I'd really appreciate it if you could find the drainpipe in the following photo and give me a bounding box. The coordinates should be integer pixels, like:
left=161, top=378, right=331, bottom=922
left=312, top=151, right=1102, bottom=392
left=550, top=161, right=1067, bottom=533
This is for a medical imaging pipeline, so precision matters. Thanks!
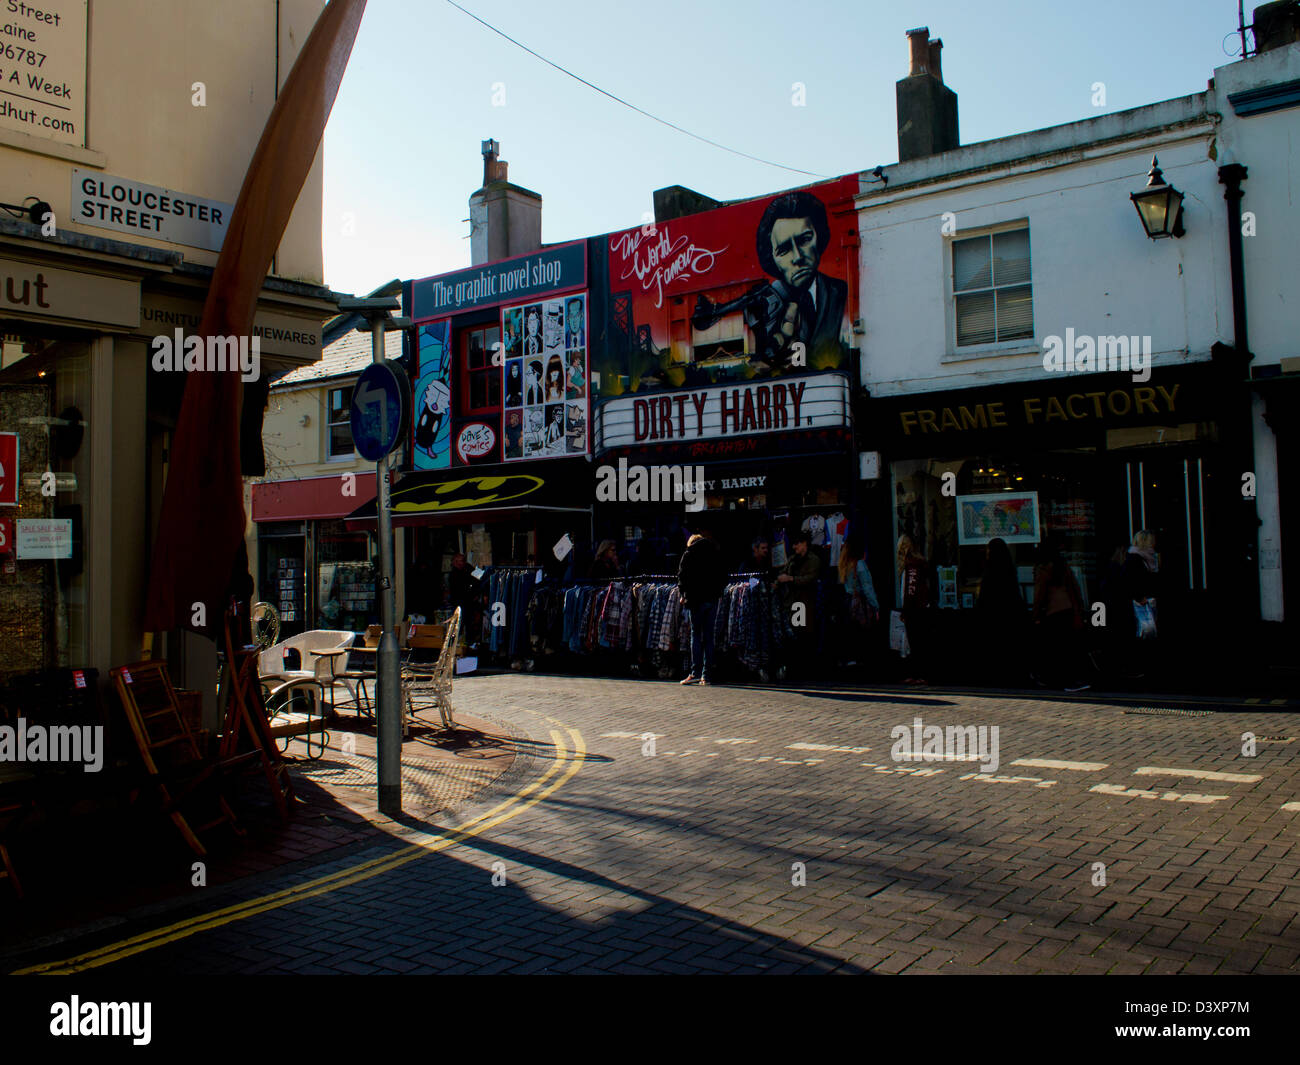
left=1218, top=161, right=1260, bottom=624
left=1219, top=163, right=1249, bottom=360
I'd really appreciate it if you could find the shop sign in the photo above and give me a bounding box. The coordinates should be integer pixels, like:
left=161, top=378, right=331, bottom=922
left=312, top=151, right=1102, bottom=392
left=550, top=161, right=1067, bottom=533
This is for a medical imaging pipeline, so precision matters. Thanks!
left=15, top=517, right=72, bottom=559
left=140, top=294, right=320, bottom=360
left=895, top=382, right=1184, bottom=437
left=0, top=257, right=139, bottom=327
left=392, top=473, right=545, bottom=513
left=456, top=421, right=497, bottom=463
left=0, top=432, right=17, bottom=505
left=409, top=241, right=586, bottom=320
left=0, top=0, right=87, bottom=148
left=72, top=168, right=232, bottom=252
left=596, top=371, right=849, bottom=451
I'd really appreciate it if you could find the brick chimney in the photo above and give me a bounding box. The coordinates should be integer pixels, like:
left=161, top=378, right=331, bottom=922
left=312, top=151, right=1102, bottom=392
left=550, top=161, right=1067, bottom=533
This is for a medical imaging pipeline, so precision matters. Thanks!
left=469, top=139, right=542, bottom=265
left=896, top=27, right=960, bottom=163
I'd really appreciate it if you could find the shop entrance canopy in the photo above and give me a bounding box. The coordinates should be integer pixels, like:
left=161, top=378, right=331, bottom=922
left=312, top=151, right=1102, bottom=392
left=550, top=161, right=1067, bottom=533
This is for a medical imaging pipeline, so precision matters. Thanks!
left=344, top=458, right=594, bottom=530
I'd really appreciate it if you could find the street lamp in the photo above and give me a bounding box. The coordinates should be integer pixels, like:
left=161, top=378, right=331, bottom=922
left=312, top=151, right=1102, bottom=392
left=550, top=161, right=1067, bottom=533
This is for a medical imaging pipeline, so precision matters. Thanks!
left=1130, top=156, right=1185, bottom=239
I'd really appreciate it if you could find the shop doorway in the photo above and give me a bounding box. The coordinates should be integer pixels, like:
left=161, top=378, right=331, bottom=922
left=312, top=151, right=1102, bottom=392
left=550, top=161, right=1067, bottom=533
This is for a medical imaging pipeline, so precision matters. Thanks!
left=1111, top=448, right=1212, bottom=641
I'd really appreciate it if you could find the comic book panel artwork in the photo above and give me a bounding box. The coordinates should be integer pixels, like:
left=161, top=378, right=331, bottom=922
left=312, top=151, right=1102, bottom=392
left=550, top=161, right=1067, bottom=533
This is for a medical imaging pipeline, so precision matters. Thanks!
left=565, top=402, right=585, bottom=453
left=521, top=303, right=544, bottom=360
left=504, top=409, right=523, bottom=460
left=566, top=349, right=585, bottom=399
left=591, top=175, right=857, bottom=398
left=505, top=358, right=523, bottom=408
left=502, top=292, right=587, bottom=462
left=413, top=320, right=452, bottom=470
left=504, top=307, right=522, bottom=361
left=956, top=492, right=1041, bottom=545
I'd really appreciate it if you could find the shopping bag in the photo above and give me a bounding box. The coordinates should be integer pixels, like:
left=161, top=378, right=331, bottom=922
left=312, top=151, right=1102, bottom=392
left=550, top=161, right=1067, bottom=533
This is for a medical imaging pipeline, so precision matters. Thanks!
left=1134, top=598, right=1157, bottom=639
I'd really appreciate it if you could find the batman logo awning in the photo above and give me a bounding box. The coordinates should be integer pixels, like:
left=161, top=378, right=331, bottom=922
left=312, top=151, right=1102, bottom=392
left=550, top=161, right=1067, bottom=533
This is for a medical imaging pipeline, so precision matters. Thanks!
left=344, top=458, right=593, bottom=529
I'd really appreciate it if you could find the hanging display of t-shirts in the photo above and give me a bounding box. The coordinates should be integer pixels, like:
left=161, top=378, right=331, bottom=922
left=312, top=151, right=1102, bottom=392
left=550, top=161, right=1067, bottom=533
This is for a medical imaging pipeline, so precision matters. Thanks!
left=826, top=511, right=849, bottom=562
left=801, top=513, right=827, bottom=546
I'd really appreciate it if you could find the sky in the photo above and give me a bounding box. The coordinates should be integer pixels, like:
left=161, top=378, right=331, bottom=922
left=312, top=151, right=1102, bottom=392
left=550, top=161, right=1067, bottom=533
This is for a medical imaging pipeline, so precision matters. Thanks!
left=322, top=0, right=1246, bottom=296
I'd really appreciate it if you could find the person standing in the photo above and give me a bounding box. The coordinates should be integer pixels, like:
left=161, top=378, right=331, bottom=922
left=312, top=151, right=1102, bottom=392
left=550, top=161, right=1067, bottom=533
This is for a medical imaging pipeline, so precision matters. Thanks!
left=897, top=535, right=932, bottom=684
left=1122, top=529, right=1160, bottom=680
left=740, top=536, right=774, bottom=578
left=975, top=537, right=1029, bottom=685
left=776, top=530, right=822, bottom=680
left=1031, top=546, right=1090, bottom=691
left=588, top=540, right=622, bottom=579
left=677, top=532, right=725, bottom=685
left=838, top=535, right=879, bottom=670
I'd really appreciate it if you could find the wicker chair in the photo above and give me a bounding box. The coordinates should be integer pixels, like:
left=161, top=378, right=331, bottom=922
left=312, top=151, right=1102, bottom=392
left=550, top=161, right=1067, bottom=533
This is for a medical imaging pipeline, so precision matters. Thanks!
left=400, top=607, right=461, bottom=734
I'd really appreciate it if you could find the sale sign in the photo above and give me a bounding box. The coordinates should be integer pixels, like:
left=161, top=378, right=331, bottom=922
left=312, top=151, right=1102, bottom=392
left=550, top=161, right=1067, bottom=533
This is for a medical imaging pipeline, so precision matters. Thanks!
left=0, top=432, right=17, bottom=506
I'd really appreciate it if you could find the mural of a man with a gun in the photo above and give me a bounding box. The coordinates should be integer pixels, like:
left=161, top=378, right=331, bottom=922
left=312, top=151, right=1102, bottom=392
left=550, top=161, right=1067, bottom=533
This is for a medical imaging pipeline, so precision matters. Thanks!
left=691, top=189, right=848, bottom=373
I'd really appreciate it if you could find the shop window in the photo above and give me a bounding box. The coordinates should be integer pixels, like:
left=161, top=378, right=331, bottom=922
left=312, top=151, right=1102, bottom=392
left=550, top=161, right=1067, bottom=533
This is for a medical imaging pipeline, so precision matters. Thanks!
left=460, top=325, right=502, bottom=415
left=952, top=227, right=1033, bottom=347
left=326, top=386, right=354, bottom=460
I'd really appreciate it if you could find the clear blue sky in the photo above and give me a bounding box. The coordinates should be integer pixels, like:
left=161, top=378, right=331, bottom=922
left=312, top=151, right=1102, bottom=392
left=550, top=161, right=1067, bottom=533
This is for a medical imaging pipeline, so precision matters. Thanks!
left=322, top=0, right=1244, bottom=295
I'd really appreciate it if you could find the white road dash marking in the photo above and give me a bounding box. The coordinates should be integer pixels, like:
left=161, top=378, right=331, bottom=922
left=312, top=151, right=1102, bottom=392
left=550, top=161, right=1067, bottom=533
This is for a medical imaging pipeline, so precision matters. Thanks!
left=960, top=773, right=1057, bottom=788
left=786, top=742, right=872, bottom=754
left=1133, top=767, right=1262, bottom=784
left=1090, top=783, right=1229, bottom=804
left=1011, top=758, right=1108, bottom=772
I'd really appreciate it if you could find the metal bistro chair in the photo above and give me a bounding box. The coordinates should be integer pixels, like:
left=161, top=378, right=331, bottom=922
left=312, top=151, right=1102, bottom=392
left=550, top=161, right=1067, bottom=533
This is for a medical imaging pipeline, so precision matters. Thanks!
left=256, top=630, right=356, bottom=759
left=400, top=607, right=462, bottom=735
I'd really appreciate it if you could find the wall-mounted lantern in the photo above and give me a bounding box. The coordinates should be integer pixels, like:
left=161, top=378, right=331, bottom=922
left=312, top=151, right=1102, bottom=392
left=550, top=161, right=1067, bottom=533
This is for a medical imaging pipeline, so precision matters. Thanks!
left=1130, top=156, right=1185, bottom=239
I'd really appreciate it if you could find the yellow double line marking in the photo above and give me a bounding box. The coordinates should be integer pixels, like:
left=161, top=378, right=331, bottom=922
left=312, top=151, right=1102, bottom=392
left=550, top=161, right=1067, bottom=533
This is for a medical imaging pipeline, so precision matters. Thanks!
left=18, top=723, right=585, bottom=975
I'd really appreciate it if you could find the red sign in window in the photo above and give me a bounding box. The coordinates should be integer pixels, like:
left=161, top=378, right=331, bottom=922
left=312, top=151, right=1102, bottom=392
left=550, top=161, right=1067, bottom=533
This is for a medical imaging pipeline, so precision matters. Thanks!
left=0, top=433, right=18, bottom=507
left=0, top=518, right=11, bottom=555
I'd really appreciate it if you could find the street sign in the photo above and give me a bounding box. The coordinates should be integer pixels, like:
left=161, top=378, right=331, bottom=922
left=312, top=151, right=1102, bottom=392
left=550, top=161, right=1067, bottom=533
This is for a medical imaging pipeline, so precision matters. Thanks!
left=0, top=432, right=17, bottom=506
left=350, top=361, right=410, bottom=462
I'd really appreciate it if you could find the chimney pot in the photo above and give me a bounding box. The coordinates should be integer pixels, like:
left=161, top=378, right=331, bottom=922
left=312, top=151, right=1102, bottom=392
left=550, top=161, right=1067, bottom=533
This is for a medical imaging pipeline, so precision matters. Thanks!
left=928, top=38, right=943, bottom=83
left=906, top=27, right=931, bottom=75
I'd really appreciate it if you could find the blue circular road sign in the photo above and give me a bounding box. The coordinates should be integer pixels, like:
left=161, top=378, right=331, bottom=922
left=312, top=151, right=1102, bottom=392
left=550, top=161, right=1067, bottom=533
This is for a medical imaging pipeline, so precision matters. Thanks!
left=350, top=360, right=410, bottom=462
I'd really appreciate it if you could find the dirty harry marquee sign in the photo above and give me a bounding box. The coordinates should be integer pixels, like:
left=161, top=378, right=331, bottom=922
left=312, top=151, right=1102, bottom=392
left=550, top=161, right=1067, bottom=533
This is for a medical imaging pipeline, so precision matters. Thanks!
left=595, top=371, right=849, bottom=451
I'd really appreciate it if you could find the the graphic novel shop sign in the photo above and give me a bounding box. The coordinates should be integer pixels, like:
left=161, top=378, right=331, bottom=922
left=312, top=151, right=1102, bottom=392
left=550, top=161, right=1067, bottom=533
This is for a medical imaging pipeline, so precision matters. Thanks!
left=407, top=241, right=588, bottom=471
left=588, top=174, right=858, bottom=400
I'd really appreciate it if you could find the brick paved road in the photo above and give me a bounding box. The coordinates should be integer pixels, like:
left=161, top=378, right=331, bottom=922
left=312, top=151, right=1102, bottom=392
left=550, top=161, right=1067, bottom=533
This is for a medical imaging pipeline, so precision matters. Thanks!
left=11, top=678, right=1300, bottom=974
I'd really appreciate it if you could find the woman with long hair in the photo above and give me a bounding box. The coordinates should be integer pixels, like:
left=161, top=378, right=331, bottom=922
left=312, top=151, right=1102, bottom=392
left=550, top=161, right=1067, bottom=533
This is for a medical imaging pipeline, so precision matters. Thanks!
left=545, top=356, right=565, bottom=402
left=896, top=534, right=931, bottom=684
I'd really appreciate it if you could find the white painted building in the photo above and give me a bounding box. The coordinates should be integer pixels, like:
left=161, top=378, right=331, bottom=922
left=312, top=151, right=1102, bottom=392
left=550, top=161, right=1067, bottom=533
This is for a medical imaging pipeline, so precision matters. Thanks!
left=851, top=23, right=1295, bottom=684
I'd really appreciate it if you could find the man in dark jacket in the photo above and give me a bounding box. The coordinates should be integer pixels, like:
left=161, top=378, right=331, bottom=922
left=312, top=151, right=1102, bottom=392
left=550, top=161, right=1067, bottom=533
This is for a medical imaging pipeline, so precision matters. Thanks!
left=677, top=532, right=725, bottom=685
left=776, top=531, right=821, bottom=680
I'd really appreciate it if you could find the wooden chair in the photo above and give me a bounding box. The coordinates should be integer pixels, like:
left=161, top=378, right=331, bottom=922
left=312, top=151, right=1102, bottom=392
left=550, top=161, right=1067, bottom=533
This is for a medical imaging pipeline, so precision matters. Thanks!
left=110, top=662, right=256, bottom=857
left=401, top=607, right=462, bottom=733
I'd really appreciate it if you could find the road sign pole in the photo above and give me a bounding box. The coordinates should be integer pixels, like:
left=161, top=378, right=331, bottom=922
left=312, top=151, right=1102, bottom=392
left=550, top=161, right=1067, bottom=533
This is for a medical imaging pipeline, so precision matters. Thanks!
left=371, top=320, right=403, bottom=817
left=340, top=295, right=410, bottom=819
